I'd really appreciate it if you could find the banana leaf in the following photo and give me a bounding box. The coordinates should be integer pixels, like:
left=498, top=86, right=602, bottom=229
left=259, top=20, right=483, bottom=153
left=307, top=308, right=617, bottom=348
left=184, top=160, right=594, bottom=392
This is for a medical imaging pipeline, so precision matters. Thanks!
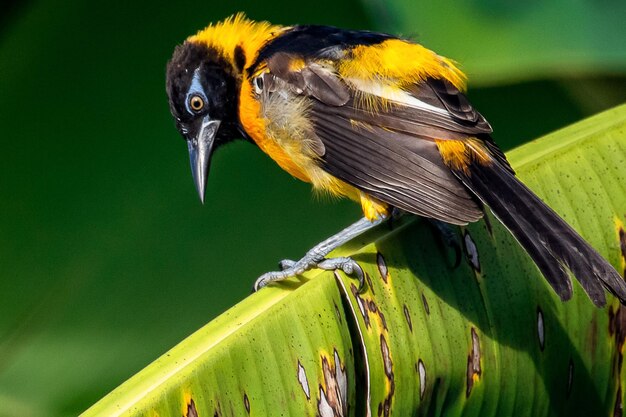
left=81, top=104, right=626, bottom=416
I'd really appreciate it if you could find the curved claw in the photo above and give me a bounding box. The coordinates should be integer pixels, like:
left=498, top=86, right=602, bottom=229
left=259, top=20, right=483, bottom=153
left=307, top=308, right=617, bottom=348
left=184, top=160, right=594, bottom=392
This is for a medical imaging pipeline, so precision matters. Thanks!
left=253, top=270, right=289, bottom=292
left=318, top=257, right=365, bottom=292
left=253, top=260, right=312, bottom=292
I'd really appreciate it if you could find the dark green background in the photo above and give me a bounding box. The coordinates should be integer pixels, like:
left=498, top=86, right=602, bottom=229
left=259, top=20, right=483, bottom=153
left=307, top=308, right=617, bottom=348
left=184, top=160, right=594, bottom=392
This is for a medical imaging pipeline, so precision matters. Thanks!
left=0, top=1, right=624, bottom=415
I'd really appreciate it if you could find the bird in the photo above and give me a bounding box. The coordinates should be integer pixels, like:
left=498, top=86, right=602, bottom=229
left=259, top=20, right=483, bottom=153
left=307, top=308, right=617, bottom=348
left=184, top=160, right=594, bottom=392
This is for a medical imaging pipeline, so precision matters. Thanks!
left=165, top=13, right=626, bottom=306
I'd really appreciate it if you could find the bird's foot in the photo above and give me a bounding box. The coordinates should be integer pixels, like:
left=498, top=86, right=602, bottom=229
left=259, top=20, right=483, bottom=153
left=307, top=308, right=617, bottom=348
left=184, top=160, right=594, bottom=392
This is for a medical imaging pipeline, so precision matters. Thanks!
left=254, top=255, right=364, bottom=291
left=254, top=216, right=383, bottom=291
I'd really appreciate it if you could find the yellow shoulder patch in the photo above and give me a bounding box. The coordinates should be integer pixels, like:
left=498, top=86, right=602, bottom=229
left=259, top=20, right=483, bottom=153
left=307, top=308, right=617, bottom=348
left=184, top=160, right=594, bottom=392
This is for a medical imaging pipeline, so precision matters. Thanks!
left=339, top=39, right=467, bottom=92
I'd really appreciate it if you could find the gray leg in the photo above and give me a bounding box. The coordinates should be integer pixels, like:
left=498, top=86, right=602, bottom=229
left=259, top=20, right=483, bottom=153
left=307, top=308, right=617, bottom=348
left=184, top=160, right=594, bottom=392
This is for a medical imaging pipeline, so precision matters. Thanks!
left=254, top=216, right=385, bottom=291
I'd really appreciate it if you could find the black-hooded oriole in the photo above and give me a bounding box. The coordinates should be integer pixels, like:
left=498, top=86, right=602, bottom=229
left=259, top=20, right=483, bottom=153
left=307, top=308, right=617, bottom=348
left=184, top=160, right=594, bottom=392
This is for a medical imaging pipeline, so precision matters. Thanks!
left=165, top=13, right=626, bottom=306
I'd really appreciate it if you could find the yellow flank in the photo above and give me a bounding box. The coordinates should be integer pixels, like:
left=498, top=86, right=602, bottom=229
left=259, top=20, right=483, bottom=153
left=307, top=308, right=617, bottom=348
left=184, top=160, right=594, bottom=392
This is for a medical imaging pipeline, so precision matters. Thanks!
left=189, top=13, right=285, bottom=70
left=360, top=192, right=390, bottom=221
left=436, top=138, right=492, bottom=173
left=339, top=39, right=467, bottom=92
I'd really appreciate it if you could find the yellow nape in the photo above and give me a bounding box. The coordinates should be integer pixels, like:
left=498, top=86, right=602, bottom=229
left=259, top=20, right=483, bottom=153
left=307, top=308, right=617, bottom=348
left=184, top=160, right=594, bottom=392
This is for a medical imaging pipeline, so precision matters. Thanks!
left=188, top=13, right=284, bottom=69
left=340, top=39, right=467, bottom=92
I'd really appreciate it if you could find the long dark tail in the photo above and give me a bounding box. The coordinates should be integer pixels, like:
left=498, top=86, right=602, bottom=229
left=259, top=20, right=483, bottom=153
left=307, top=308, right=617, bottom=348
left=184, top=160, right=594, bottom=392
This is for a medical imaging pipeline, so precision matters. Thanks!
left=454, top=155, right=626, bottom=307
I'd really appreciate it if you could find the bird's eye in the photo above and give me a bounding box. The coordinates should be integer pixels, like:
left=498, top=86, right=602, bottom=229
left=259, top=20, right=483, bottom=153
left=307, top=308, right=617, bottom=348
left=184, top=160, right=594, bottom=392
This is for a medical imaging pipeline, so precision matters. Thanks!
left=254, top=75, right=264, bottom=95
left=189, top=95, right=205, bottom=112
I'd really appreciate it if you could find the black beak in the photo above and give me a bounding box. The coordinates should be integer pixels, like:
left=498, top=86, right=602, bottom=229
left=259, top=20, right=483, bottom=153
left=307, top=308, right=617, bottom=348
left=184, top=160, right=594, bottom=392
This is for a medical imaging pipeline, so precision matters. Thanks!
left=187, top=116, right=220, bottom=203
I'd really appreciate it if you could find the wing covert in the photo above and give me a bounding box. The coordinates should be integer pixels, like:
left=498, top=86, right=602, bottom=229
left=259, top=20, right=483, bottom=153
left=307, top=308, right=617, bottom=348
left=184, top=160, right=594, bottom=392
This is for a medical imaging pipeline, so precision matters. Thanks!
left=257, top=49, right=501, bottom=224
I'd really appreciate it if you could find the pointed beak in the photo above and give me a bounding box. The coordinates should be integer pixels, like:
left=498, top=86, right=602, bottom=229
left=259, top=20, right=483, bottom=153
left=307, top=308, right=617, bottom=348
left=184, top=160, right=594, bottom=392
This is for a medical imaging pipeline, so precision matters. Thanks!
left=187, top=116, right=220, bottom=203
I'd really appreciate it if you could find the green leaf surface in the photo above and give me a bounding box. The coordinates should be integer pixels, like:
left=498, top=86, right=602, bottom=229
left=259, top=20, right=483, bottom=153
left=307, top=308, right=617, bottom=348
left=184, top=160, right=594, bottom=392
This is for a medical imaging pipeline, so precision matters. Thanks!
left=83, top=275, right=357, bottom=417
left=83, top=106, right=626, bottom=416
left=361, top=0, right=626, bottom=85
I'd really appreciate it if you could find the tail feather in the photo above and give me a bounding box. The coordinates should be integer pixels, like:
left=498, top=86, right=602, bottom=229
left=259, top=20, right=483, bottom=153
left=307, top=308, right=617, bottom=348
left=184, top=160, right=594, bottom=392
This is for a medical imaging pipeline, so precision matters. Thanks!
left=455, top=160, right=626, bottom=307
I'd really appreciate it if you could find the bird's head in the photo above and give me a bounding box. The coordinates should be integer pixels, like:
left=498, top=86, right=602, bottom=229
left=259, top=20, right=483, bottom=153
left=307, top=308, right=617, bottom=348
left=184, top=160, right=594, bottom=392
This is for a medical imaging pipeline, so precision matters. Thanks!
left=166, top=41, right=240, bottom=203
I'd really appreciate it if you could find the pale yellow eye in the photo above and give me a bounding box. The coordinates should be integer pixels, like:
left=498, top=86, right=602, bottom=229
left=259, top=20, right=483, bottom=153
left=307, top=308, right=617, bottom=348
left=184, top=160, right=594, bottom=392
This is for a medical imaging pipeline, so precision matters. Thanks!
left=189, top=95, right=205, bottom=112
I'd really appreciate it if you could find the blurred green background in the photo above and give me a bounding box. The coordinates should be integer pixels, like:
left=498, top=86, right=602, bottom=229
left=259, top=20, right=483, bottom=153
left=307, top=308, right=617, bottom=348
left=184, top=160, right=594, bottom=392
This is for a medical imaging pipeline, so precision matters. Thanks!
left=0, top=0, right=624, bottom=415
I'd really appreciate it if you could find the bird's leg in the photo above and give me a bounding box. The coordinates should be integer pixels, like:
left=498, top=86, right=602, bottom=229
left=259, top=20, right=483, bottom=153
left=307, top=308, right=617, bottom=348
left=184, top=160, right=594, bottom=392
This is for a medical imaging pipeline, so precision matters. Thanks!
left=254, top=216, right=386, bottom=291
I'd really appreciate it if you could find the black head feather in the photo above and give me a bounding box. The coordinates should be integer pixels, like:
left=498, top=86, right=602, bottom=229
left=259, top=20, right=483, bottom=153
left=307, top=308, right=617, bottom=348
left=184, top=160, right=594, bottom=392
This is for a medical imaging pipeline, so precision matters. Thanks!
left=165, top=41, right=240, bottom=145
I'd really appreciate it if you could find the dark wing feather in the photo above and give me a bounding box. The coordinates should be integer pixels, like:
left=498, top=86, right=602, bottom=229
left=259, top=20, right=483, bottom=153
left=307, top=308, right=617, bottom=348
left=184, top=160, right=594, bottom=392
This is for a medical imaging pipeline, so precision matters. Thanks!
left=267, top=52, right=350, bottom=106
left=407, top=79, right=514, bottom=173
left=311, top=100, right=483, bottom=225
left=412, top=78, right=485, bottom=125
left=264, top=54, right=485, bottom=223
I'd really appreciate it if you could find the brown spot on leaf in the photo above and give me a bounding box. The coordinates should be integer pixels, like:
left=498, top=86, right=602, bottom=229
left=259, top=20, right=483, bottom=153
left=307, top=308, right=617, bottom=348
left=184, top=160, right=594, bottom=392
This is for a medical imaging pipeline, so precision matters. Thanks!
left=318, top=349, right=347, bottom=417
left=297, top=360, right=311, bottom=400
left=350, top=283, right=388, bottom=331
left=609, top=304, right=626, bottom=416
left=609, top=305, right=626, bottom=370
left=380, top=335, right=395, bottom=417
left=537, top=307, right=545, bottom=351
left=350, top=283, right=371, bottom=328
left=333, top=301, right=342, bottom=325
left=185, top=399, right=198, bottom=417
left=483, top=212, right=493, bottom=237
left=619, top=227, right=626, bottom=278
left=587, top=313, right=598, bottom=358
left=381, top=335, right=393, bottom=377
left=466, top=327, right=481, bottom=397
left=463, top=231, right=481, bottom=272
left=377, top=252, right=389, bottom=283
left=243, top=393, right=250, bottom=414
left=609, top=305, right=626, bottom=342
left=365, top=272, right=375, bottom=295
left=377, top=308, right=388, bottom=330
left=417, top=360, right=426, bottom=400
left=422, top=293, right=430, bottom=315
left=403, top=304, right=413, bottom=332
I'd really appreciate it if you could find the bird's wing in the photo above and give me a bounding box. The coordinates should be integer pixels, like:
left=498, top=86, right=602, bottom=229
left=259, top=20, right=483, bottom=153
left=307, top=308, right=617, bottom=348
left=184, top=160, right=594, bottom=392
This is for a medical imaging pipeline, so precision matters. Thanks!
left=260, top=48, right=495, bottom=224
left=254, top=29, right=626, bottom=306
